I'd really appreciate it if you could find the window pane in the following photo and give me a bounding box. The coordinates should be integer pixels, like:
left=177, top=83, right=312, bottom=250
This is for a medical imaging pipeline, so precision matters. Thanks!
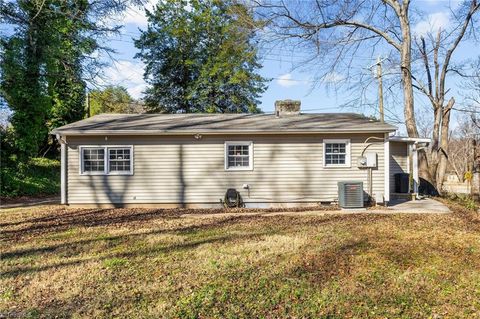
left=108, top=148, right=131, bottom=172
left=226, top=144, right=250, bottom=168
left=325, top=142, right=347, bottom=165
left=83, top=148, right=105, bottom=172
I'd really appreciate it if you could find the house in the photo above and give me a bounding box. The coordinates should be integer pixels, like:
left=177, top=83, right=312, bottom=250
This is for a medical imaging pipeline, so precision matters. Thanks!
left=51, top=100, right=428, bottom=208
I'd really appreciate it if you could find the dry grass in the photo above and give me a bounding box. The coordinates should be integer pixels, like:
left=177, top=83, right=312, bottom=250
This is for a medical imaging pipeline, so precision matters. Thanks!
left=1, top=204, right=480, bottom=318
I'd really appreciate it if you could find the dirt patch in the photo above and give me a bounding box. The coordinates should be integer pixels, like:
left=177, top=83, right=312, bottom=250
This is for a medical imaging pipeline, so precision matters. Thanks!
left=0, top=195, right=60, bottom=208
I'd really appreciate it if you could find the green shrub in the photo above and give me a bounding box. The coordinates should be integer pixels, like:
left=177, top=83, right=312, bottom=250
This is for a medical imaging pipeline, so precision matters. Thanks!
left=0, top=157, right=60, bottom=198
left=443, top=193, right=478, bottom=211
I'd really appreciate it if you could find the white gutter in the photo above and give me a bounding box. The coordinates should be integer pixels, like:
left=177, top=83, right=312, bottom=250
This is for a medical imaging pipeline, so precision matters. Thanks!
left=51, top=129, right=397, bottom=136
left=390, top=136, right=431, bottom=143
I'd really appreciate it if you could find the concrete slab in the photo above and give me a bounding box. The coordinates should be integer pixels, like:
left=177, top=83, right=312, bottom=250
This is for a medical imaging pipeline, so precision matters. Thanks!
left=387, top=198, right=450, bottom=213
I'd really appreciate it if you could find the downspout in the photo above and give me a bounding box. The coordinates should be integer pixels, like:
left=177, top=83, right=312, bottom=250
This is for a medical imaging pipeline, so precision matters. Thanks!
left=57, top=134, right=68, bottom=205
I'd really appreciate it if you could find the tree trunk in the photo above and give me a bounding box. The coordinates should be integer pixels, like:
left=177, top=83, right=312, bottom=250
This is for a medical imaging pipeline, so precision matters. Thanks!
left=426, top=105, right=442, bottom=186
left=399, top=14, right=419, bottom=138
left=435, top=98, right=455, bottom=193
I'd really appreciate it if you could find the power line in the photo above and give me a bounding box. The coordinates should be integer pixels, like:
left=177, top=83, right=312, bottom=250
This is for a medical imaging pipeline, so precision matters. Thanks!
left=452, top=107, right=480, bottom=114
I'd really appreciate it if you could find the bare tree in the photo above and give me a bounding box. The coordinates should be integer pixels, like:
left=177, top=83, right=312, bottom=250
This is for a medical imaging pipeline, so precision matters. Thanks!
left=252, top=0, right=423, bottom=133
left=446, top=116, right=479, bottom=197
left=250, top=0, right=479, bottom=193
left=413, top=1, right=480, bottom=191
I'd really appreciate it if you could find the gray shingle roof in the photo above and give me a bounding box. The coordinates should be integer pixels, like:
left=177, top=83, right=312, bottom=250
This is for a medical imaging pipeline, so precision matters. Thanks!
left=51, top=113, right=397, bottom=135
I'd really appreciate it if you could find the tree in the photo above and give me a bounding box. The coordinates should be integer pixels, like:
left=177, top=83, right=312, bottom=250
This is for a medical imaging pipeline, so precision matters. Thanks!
left=1, top=0, right=143, bottom=157
left=253, top=0, right=418, bottom=134
left=89, top=85, right=143, bottom=115
left=251, top=0, right=479, bottom=193
left=413, top=1, right=480, bottom=191
left=0, top=2, right=51, bottom=158
left=135, top=0, right=267, bottom=113
left=450, top=115, right=479, bottom=182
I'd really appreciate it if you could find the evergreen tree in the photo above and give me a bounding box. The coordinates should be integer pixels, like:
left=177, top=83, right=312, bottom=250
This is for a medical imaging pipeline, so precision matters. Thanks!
left=135, top=0, right=267, bottom=113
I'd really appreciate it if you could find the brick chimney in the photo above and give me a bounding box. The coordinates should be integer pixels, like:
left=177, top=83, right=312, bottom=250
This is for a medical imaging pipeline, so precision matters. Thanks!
left=275, top=100, right=301, bottom=116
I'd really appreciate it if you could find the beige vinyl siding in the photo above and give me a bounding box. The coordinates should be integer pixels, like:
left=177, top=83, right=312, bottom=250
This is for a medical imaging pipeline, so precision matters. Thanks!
left=390, top=141, right=408, bottom=192
left=66, top=134, right=385, bottom=205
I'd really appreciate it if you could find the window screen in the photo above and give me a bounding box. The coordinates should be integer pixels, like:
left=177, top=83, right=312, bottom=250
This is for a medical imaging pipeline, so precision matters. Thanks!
left=325, top=142, right=347, bottom=165
left=109, top=148, right=131, bottom=172
left=83, top=148, right=105, bottom=172
left=226, top=143, right=251, bottom=169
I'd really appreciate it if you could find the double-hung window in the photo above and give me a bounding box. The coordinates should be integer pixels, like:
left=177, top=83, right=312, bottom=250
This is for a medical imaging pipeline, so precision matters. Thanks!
left=80, top=146, right=133, bottom=175
left=82, top=148, right=105, bottom=173
left=108, top=148, right=131, bottom=173
left=225, top=141, right=253, bottom=170
left=323, top=139, right=350, bottom=167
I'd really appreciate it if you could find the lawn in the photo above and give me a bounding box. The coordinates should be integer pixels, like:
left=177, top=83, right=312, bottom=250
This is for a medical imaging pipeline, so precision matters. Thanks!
left=1, top=204, right=480, bottom=318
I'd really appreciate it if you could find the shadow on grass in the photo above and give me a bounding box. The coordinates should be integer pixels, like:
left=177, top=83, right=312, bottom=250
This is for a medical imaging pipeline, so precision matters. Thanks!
left=288, top=238, right=371, bottom=284
left=1, top=229, right=269, bottom=278
left=0, top=213, right=388, bottom=277
left=0, top=208, right=195, bottom=240
left=0, top=206, right=381, bottom=242
left=1, top=214, right=255, bottom=259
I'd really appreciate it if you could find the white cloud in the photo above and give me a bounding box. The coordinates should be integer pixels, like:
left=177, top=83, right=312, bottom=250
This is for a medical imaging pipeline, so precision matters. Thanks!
left=413, top=12, right=451, bottom=36
left=100, top=60, right=147, bottom=99
left=276, top=73, right=302, bottom=88
left=122, top=0, right=158, bottom=27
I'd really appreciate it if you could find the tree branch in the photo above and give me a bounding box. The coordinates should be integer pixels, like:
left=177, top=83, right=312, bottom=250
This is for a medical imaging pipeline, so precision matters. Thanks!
left=440, top=0, right=480, bottom=100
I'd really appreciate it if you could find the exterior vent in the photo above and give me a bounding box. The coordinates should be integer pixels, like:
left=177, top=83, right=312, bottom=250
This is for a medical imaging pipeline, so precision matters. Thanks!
left=338, top=181, right=364, bottom=208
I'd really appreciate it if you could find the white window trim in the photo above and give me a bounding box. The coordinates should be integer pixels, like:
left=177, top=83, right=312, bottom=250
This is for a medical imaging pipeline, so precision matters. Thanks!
left=79, top=145, right=134, bottom=176
left=224, top=141, right=254, bottom=171
left=323, top=139, right=351, bottom=168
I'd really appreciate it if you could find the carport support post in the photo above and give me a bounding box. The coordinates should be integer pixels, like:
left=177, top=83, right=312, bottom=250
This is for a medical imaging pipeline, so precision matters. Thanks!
left=58, top=135, right=67, bottom=205
left=413, top=143, right=419, bottom=194
left=384, top=133, right=390, bottom=205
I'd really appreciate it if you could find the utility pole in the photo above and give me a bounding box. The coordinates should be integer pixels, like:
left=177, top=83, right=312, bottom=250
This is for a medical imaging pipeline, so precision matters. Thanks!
left=367, top=56, right=386, bottom=123
left=376, top=56, right=384, bottom=123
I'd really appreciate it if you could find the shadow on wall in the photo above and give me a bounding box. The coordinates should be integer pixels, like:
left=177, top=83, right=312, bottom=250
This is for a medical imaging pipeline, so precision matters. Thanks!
left=178, top=144, right=186, bottom=207
left=87, top=158, right=132, bottom=206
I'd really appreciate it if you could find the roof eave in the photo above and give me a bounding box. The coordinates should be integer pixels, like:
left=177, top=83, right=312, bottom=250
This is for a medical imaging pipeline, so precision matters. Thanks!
left=51, top=128, right=397, bottom=136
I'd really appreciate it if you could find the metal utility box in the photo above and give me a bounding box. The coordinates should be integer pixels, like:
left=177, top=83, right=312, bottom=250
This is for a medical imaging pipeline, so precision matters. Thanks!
left=338, top=181, right=364, bottom=208
left=357, top=152, right=377, bottom=168
left=365, top=152, right=377, bottom=167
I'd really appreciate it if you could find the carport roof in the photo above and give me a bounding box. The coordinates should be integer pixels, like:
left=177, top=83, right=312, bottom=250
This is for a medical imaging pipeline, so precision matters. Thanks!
left=51, top=113, right=398, bottom=136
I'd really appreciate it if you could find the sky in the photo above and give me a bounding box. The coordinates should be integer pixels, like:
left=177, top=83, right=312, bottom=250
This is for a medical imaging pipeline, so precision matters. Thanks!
left=96, top=0, right=478, bottom=134
left=2, top=0, right=477, bottom=133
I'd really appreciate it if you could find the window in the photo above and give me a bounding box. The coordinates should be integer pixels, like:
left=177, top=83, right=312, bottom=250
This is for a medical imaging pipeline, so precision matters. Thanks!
left=323, top=139, right=350, bottom=167
left=80, top=146, right=133, bottom=175
left=108, top=148, right=131, bottom=173
left=82, top=148, right=105, bottom=173
left=225, top=142, right=253, bottom=170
